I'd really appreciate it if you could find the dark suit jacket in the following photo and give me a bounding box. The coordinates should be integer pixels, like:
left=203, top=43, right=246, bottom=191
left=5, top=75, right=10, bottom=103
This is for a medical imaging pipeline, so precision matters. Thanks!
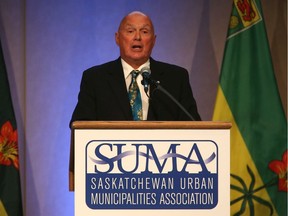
left=70, top=57, right=201, bottom=125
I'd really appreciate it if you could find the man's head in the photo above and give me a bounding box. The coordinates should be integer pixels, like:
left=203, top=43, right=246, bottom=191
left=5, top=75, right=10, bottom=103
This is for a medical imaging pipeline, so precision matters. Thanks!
left=115, top=11, right=156, bottom=69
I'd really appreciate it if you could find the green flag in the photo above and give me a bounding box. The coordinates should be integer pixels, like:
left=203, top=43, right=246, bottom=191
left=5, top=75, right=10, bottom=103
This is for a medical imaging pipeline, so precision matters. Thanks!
left=213, top=0, right=287, bottom=215
left=0, top=40, right=23, bottom=215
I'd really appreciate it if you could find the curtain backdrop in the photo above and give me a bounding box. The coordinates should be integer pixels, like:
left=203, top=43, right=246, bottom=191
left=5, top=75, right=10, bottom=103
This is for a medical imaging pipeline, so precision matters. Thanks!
left=0, top=0, right=286, bottom=215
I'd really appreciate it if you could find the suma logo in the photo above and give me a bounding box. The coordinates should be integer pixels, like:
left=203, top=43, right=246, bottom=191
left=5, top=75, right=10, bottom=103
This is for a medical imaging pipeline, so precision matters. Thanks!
left=86, top=141, right=218, bottom=175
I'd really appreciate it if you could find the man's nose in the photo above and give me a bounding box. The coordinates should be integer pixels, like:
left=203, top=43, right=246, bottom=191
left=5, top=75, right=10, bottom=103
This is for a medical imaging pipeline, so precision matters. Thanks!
left=134, top=31, right=141, bottom=40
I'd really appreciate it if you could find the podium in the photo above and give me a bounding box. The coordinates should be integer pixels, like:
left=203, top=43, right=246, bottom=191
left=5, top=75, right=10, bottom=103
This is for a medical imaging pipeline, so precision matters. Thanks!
left=69, top=121, right=231, bottom=216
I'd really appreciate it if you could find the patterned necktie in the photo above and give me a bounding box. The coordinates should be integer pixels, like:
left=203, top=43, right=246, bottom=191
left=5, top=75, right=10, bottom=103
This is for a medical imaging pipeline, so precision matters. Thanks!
left=128, top=70, right=143, bottom=120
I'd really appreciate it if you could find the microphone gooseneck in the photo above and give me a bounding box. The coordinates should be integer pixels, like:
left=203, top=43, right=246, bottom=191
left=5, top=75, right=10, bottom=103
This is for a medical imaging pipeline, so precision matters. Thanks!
left=140, top=67, right=195, bottom=121
left=152, top=82, right=195, bottom=121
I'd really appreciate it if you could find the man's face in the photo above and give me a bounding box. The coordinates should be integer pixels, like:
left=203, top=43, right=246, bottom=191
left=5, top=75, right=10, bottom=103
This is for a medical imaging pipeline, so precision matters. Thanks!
left=115, top=13, right=156, bottom=68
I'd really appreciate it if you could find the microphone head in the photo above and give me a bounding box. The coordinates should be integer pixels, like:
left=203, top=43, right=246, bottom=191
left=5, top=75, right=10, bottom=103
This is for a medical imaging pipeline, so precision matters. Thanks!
left=140, top=67, right=151, bottom=78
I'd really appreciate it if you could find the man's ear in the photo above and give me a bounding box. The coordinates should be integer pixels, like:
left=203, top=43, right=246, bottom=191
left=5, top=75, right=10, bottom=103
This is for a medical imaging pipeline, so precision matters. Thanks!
left=153, top=34, right=157, bottom=47
left=115, top=32, right=120, bottom=46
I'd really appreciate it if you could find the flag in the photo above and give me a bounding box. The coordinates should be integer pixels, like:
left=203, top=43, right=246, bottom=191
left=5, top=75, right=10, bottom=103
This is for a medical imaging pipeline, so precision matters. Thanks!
left=213, top=0, right=287, bottom=215
left=0, top=40, right=23, bottom=215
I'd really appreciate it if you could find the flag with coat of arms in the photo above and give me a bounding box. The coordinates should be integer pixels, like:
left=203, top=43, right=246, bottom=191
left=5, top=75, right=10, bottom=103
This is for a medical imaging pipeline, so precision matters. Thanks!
left=213, top=0, right=287, bottom=215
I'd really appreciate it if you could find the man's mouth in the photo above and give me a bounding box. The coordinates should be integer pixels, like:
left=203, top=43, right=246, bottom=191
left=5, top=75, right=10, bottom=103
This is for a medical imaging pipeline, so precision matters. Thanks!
left=132, top=45, right=143, bottom=50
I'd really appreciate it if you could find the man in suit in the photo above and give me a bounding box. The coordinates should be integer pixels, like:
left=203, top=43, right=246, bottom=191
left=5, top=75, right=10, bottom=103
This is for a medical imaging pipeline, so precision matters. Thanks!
left=70, top=11, right=201, bottom=124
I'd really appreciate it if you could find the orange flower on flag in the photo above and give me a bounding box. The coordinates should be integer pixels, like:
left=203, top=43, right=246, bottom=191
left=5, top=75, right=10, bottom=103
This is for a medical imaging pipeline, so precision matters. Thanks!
left=0, top=121, right=19, bottom=169
left=268, top=150, right=288, bottom=192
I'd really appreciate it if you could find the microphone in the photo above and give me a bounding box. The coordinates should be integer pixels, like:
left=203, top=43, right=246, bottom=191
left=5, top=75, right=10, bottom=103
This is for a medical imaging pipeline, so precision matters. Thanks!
left=140, top=67, right=151, bottom=94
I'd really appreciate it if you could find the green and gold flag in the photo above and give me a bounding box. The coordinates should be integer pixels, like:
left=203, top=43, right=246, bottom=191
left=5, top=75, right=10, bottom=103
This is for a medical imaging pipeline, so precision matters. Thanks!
left=213, top=0, right=287, bottom=215
left=0, top=40, right=23, bottom=215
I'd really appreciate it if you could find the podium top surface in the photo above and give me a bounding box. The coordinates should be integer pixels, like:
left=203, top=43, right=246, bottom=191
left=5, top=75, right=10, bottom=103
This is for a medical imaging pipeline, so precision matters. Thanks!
left=71, top=121, right=232, bottom=130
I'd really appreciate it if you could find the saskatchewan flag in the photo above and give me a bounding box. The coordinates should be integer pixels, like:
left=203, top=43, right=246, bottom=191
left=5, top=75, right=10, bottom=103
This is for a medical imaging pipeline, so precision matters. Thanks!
left=213, top=0, right=287, bottom=216
left=0, top=40, right=23, bottom=215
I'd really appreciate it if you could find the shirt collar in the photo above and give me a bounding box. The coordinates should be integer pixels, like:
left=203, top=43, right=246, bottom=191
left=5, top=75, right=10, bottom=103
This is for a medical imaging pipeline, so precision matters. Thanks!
left=121, top=59, right=150, bottom=79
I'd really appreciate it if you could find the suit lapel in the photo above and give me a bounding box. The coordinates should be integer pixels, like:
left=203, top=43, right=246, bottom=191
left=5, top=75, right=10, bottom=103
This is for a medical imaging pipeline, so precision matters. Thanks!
left=147, top=58, right=164, bottom=120
left=106, top=59, right=133, bottom=120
